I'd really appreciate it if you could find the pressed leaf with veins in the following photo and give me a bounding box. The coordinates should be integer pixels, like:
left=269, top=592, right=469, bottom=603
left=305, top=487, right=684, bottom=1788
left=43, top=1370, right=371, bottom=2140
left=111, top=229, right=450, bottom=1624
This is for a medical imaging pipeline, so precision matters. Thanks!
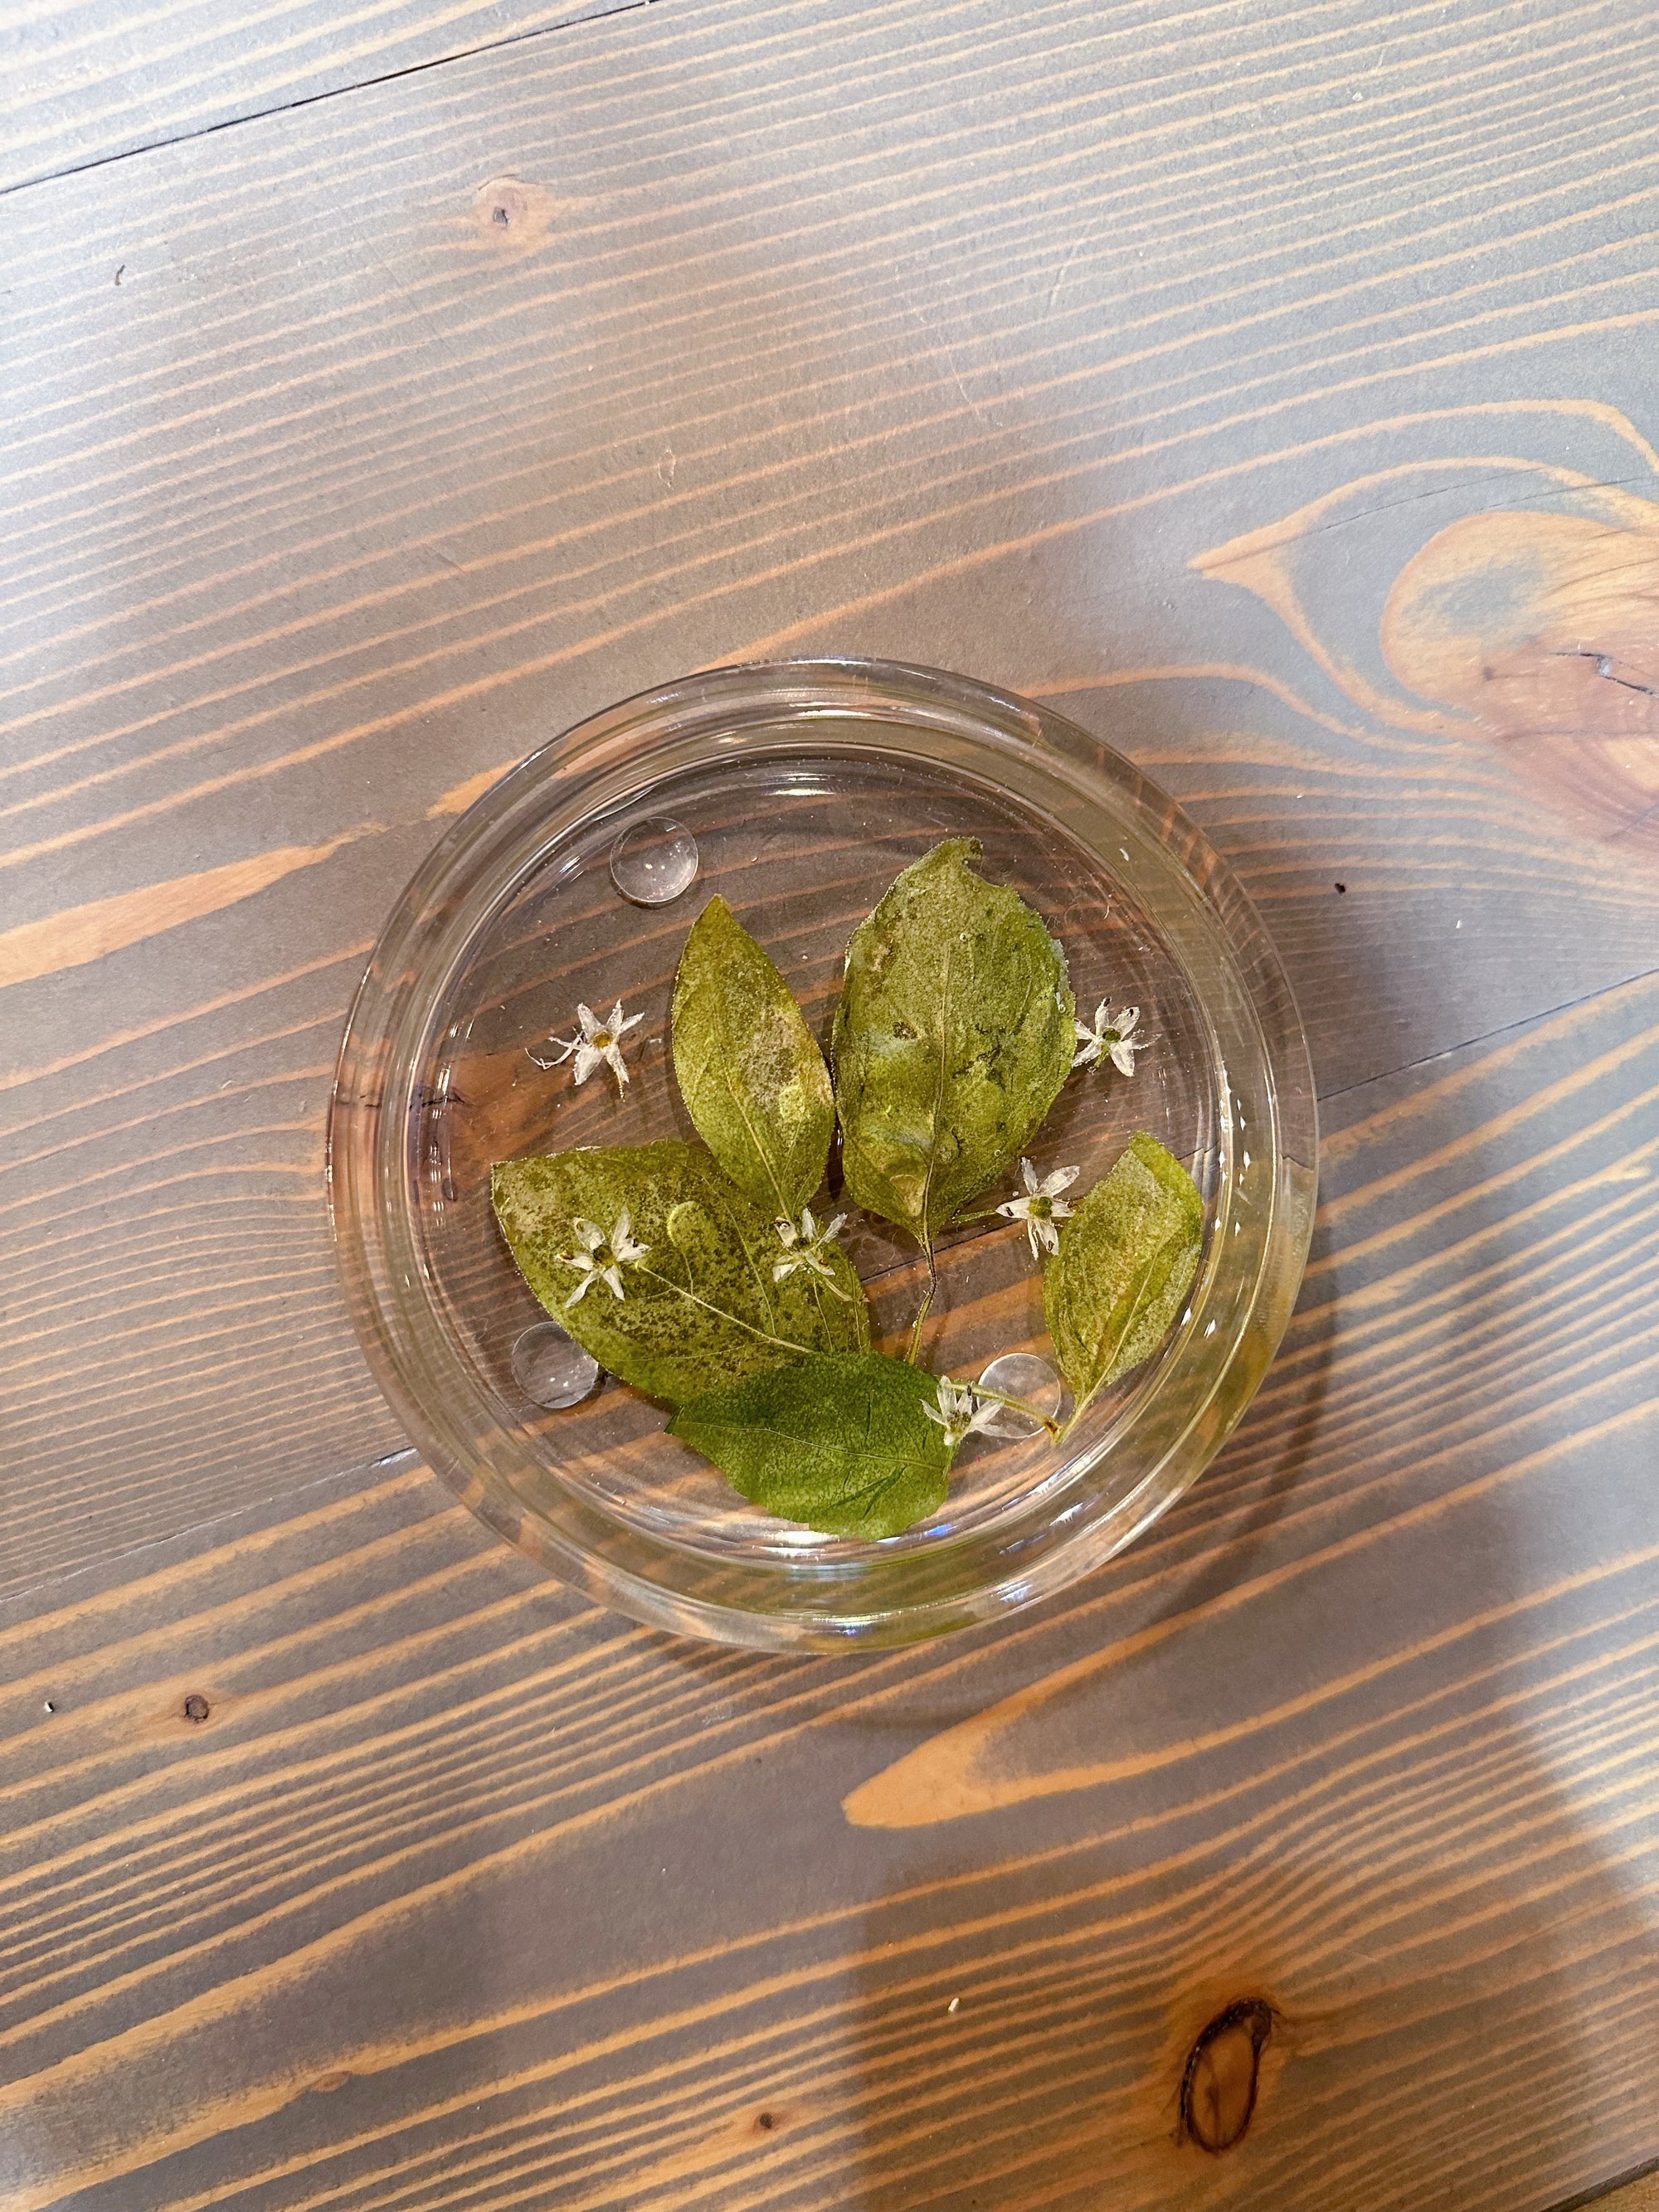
left=672, top=896, right=834, bottom=1216
left=832, top=839, right=1075, bottom=1255
left=1044, top=1132, right=1204, bottom=1426
left=669, top=1351, right=955, bottom=1539
left=492, top=1139, right=866, bottom=1404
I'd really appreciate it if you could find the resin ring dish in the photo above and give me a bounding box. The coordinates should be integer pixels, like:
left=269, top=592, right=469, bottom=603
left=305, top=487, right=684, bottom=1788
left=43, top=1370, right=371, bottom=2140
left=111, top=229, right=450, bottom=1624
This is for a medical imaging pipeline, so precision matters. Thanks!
left=327, top=659, right=1316, bottom=1650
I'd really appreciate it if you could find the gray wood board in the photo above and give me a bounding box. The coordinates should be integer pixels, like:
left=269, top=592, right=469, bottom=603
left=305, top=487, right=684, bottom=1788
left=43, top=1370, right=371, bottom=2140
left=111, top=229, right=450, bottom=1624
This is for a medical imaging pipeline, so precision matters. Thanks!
left=4, top=0, right=1657, bottom=1592
left=4, top=972, right=1657, bottom=2210
left=5, top=3, right=1659, bottom=2200
left=0, top=0, right=645, bottom=194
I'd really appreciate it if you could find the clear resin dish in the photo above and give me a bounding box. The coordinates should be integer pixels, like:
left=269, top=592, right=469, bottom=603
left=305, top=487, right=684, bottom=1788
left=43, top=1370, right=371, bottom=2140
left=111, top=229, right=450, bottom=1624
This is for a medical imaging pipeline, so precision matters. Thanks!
left=328, top=660, right=1316, bottom=1649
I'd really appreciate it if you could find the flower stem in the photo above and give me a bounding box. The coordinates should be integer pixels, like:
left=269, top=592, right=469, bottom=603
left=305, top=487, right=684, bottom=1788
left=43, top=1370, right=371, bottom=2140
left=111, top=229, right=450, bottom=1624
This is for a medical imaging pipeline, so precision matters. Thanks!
left=965, top=1382, right=1061, bottom=1437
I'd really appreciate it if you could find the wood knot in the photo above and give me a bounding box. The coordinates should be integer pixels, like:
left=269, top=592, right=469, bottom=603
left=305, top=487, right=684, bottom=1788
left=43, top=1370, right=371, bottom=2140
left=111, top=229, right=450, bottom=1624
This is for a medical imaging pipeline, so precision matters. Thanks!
left=182, top=1693, right=211, bottom=1723
left=752, top=2109, right=779, bottom=2134
left=1179, top=1998, right=1274, bottom=2153
left=470, top=176, right=559, bottom=260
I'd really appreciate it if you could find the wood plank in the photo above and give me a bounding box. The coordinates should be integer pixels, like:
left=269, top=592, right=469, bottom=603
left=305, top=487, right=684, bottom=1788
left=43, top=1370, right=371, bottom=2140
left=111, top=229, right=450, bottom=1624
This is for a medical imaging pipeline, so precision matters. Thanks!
left=5, top=0, right=1658, bottom=1594
left=0, top=0, right=645, bottom=194
left=1594, top=2178, right=1659, bottom=2212
left=4, top=966, right=1656, bottom=2212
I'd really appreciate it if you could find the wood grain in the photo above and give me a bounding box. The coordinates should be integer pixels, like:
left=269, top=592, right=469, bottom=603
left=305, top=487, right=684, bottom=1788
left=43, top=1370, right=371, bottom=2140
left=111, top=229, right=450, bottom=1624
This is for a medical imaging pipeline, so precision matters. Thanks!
left=1599, top=2178, right=1659, bottom=2212
left=3, top=971, right=1656, bottom=2211
left=0, top=0, right=642, bottom=194
left=6, top=0, right=1659, bottom=1593
left=4, top=0, right=1659, bottom=2204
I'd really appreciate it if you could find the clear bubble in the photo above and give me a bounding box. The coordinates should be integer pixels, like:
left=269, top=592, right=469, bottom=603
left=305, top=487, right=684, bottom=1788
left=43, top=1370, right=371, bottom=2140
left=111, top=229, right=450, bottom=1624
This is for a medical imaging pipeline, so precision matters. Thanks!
left=609, top=818, right=698, bottom=907
left=511, top=1321, right=601, bottom=1409
left=975, top=1352, right=1064, bottom=1438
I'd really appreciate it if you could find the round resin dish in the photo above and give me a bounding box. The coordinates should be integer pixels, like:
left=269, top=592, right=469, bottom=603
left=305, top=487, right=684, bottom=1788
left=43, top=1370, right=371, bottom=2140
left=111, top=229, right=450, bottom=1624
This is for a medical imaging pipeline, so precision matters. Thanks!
left=328, top=659, right=1316, bottom=1650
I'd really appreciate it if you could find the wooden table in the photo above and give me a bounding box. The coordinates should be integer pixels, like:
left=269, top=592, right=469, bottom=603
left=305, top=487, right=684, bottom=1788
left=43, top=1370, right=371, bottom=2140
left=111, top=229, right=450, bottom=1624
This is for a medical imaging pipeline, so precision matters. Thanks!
left=4, top=3, right=1658, bottom=2206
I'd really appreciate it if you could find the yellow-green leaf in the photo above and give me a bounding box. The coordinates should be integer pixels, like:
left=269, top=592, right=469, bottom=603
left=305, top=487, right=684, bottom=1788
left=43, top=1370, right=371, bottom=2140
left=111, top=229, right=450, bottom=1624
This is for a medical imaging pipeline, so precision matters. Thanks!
left=832, top=839, right=1074, bottom=1250
left=491, top=1140, right=866, bottom=1404
left=1044, top=1133, right=1204, bottom=1421
left=671, top=895, right=834, bottom=1214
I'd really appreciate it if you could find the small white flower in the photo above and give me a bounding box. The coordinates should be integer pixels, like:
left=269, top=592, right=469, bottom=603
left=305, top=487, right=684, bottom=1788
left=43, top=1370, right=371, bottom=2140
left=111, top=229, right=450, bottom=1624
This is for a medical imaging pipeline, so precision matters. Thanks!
left=922, top=1374, right=1000, bottom=1451
left=1072, top=999, right=1145, bottom=1078
left=559, top=1211, right=649, bottom=1307
left=996, top=1156, right=1080, bottom=1259
left=771, top=1207, right=852, bottom=1298
left=532, top=999, right=645, bottom=1088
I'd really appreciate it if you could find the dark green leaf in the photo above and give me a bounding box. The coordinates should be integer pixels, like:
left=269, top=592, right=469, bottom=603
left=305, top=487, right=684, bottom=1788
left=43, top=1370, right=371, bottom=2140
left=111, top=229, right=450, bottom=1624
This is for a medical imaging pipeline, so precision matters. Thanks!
left=831, top=839, right=1075, bottom=1250
left=669, top=1351, right=953, bottom=1539
left=671, top=895, right=834, bottom=1214
left=1044, top=1132, right=1204, bottom=1420
left=491, top=1139, right=867, bottom=1404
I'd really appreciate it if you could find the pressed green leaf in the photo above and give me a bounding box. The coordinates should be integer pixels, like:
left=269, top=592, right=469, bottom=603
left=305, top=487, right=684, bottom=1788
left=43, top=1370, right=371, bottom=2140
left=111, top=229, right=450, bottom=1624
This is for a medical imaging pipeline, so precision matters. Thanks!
left=669, top=1351, right=953, bottom=1539
left=491, top=1139, right=867, bottom=1404
left=831, top=839, right=1075, bottom=1250
left=671, top=895, right=834, bottom=1215
left=1044, top=1132, right=1204, bottom=1421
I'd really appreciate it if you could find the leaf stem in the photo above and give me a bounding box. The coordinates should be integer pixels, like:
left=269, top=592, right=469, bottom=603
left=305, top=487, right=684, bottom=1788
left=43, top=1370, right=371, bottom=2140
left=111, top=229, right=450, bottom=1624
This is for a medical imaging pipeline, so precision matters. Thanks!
left=1057, top=1241, right=1170, bottom=1441
left=903, top=1224, right=941, bottom=1364
left=904, top=1276, right=937, bottom=1364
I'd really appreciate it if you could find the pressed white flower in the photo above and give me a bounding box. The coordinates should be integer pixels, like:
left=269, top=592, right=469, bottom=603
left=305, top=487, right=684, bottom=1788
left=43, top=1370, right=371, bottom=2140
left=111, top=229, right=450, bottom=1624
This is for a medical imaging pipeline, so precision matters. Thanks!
left=922, top=1374, right=1000, bottom=1451
left=559, top=1211, right=649, bottom=1307
left=771, top=1207, right=852, bottom=1297
left=533, top=999, right=646, bottom=1087
left=996, top=1156, right=1080, bottom=1259
left=1072, top=999, right=1145, bottom=1078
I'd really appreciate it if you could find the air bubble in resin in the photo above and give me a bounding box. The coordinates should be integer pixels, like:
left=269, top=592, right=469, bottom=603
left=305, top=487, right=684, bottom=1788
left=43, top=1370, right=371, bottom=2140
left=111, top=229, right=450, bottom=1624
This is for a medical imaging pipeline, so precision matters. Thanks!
left=609, top=818, right=698, bottom=906
left=975, top=1352, right=1065, bottom=1438
left=511, top=1321, right=601, bottom=1410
